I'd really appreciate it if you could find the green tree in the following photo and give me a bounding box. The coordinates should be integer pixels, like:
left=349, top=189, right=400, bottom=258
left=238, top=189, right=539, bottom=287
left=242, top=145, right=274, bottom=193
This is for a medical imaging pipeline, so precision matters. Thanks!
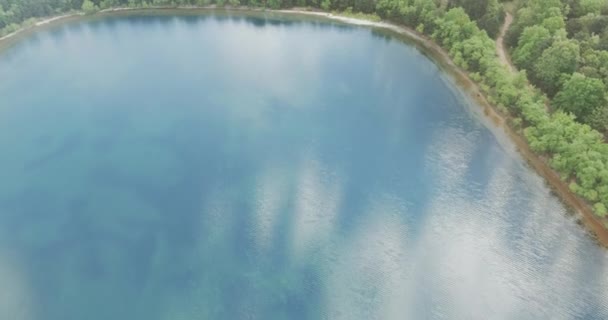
left=353, top=0, right=374, bottom=14
left=266, top=0, right=280, bottom=8
left=541, top=12, right=565, bottom=34
left=512, top=25, right=552, bottom=71
left=569, top=0, right=605, bottom=17
left=533, top=38, right=580, bottom=96
left=554, top=72, right=606, bottom=123
left=449, top=0, right=504, bottom=38
left=587, top=105, right=608, bottom=132
left=100, top=0, right=118, bottom=9
left=432, top=8, right=478, bottom=49
left=594, top=203, right=607, bottom=217
left=81, top=0, right=98, bottom=14
left=476, top=0, right=504, bottom=38
left=0, top=5, right=7, bottom=29
left=505, top=0, right=565, bottom=47
left=320, top=0, right=330, bottom=11
left=579, top=49, right=608, bottom=86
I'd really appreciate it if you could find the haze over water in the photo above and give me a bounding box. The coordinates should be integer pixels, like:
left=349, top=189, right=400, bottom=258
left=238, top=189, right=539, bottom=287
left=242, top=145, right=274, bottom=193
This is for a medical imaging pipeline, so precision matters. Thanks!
left=0, top=13, right=607, bottom=320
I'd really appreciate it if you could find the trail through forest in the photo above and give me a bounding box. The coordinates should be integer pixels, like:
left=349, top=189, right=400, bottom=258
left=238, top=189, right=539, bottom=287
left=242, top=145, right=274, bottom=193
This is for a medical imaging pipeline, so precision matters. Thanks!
left=496, top=12, right=514, bottom=72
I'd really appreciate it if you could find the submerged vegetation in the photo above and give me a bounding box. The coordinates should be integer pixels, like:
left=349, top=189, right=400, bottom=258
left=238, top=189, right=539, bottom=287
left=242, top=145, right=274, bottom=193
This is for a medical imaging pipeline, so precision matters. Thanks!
left=1, top=0, right=608, bottom=221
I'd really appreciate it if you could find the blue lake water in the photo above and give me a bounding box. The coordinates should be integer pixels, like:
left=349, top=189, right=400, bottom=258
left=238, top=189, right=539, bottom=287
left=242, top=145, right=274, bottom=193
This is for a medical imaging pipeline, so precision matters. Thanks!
left=1, top=12, right=607, bottom=320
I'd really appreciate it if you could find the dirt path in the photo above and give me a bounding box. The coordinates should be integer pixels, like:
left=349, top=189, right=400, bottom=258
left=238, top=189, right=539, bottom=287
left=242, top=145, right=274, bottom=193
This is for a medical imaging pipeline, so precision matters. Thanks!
left=491, top=10, right=608, bottom=244
left=496, top=12, right=514, bottom=72
left=496, top=11, right=552, bottom=112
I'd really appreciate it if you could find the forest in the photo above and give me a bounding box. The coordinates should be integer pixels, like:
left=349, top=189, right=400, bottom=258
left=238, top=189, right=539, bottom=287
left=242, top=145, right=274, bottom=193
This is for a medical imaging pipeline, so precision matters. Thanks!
left=1, top=0, right=608, bottom=219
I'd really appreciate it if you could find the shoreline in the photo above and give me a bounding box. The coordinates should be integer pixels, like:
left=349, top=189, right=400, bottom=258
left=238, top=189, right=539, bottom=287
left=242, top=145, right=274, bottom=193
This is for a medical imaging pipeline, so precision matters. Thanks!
left=1, top=6, right=607, bottom=247
left=0, top=13, right=84, bottom=43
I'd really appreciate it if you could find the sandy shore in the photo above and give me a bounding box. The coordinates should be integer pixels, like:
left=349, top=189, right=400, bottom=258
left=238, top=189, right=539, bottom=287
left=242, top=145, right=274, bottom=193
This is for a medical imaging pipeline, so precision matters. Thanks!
left=1, top=6, right=607, bottom=246
left=0, top=13, right=84, bottom=43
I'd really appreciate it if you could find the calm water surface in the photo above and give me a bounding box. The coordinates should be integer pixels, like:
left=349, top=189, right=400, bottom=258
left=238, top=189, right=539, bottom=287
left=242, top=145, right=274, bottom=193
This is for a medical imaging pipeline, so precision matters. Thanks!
left=0, top=13, right=607, bottom=320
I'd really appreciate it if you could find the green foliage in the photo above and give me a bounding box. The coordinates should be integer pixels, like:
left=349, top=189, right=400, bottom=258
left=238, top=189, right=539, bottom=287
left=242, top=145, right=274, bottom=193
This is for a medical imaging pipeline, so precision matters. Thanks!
left=541, top=14, right=565, bottom=34
left=595, top=202, right=608, bottom=217
left=554, top=73, right=606, bottom=124
left=448, top=0, right=505, bottom=38
left=353, top=0, right=374, bottom=14
left=579, top=49, right=608, bottom=86
left=505, top=0, right=565, bottom=47
left=432, top=8, right=478, bottom=48
left=82, top=0, right=99, bottom=14
left=512, top=25, right=552, bottom=71
left=101, top=0, right=119, bottom=9
left=475, top=0, right=504, bottom=38
left=376, top=0, right=438, bottom=31
left=533, top=38, right=580, bottom=96
left=376, top=0, right=608, bottom=219
left=266, top=0, right=280, bottom=9
left=509, top=0, right=608, bottom=136
left=320, top=0, right=330, bottom=11
left=587, top=104, right=608, bottom=133
left=569, top=0, right=605, bottom=17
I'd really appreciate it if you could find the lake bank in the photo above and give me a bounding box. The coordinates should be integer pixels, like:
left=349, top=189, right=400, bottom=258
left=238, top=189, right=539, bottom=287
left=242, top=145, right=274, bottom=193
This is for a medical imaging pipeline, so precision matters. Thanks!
left=1, top=6, right=606, bottom=247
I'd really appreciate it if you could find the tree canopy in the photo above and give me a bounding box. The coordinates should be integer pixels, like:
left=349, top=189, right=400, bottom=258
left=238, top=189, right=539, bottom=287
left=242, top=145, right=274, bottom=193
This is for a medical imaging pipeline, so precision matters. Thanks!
left=507, top=0, right=608, bottom=135
left=533, top=38, right=580, bottom=96
left=554, top=72, right=606, bottom=123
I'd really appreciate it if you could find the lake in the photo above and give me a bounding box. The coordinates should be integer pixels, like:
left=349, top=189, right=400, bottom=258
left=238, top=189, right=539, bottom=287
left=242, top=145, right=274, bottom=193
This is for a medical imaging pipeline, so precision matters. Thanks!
left=0, top=12, right=607, bottom=320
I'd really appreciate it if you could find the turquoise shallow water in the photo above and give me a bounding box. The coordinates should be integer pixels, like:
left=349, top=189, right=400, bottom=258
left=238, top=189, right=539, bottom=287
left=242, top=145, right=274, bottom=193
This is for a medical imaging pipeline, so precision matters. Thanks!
left=0, top=13, right=607, bottom=320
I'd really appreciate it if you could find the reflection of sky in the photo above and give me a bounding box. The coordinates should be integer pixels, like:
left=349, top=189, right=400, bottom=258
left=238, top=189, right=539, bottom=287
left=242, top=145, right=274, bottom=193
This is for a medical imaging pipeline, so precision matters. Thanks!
left=291, top=153, right=343, bottom=260
left=0, top=14, right=607, bottom=320
left=0, top=248, right=32, bottom=320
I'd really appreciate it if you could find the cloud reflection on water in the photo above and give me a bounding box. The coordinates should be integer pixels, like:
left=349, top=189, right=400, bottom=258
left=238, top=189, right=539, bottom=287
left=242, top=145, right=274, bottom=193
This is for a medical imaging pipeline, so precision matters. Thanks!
left=0, top=249, right=32, bottom=320
left=1, top=14, right=608, bottom=320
